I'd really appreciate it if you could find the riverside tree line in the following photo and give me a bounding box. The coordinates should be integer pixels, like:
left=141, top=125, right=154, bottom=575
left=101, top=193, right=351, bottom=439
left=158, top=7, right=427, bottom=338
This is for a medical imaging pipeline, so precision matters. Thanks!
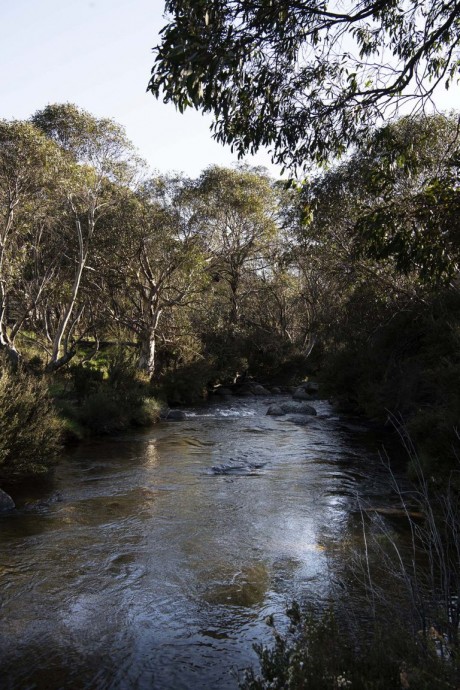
left=0, top=103, right=460, bottom=484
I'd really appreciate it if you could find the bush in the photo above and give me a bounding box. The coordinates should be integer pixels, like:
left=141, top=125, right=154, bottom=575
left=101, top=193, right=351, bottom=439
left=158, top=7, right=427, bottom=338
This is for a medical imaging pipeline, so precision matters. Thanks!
left=77, top=386, right=129, bottom=434
left=157, top=359, right=218, bottom=404
left=55, top=348, right=162, bottom=436
left=241, top=604, right=457, bottom=690
left=69, top=362, right=104, bottom=401
left=0, top=363, right=63, bottom=481
left=321, top=286, right=460, bottom=472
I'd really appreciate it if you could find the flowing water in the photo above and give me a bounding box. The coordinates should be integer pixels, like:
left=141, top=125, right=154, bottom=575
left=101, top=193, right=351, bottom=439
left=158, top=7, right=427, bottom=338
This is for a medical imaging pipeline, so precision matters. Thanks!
left=0, top=397, right=396, bottom=689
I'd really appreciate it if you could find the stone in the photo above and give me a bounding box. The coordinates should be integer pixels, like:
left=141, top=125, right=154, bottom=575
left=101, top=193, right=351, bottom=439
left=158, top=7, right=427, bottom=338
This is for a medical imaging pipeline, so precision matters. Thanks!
left=167, top=410, right=187, bottom=421
left=287, top=415, right=311, bottom=426
left=0, top=488, right=15, bottom=512
left=271, top=387, right=282, bottom=394
left=252, top=384, right=271, bottom=396
left=266, top=404, right=285, bottom=416
left=292, top=387, right=312, bottom=401
left=297, top=380, right=319, bottom=392
left=280, top=401, right=317, bottom=415
left=214, top=387, right=233, bottom=397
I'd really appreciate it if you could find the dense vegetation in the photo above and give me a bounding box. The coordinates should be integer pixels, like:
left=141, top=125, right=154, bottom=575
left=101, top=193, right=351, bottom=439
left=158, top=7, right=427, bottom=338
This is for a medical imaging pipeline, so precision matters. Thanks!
left=0, top=103, right=459, bottom=484
left=149, top=0, right=460, bottom=169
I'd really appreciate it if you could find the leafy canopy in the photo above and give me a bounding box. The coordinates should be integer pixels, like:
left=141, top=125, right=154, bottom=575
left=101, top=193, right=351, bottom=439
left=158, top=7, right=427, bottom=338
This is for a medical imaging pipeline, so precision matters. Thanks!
left=304, top=114, right=460, bottom=282
left=149, top=0, right=460, bottom=170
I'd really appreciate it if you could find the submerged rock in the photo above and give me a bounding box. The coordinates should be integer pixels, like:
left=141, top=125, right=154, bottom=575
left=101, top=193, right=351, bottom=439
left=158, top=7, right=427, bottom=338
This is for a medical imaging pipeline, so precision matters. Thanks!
left=286, top=415, right=311, bottom=426
left=0, top=489, right=15, bottom=512
left=211, top=461, right=267, bottom=475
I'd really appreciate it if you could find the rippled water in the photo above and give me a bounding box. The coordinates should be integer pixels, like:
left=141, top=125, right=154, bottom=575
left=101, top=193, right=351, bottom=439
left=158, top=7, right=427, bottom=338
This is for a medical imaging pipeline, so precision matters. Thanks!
left=0, top=397, right=394, bottom=689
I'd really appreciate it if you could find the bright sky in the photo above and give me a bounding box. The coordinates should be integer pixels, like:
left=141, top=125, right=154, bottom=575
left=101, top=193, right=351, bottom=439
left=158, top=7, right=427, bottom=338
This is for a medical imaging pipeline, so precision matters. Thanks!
left=0, top=0, right=279, bottom=178
left=1, top=0, right=457, bottom=179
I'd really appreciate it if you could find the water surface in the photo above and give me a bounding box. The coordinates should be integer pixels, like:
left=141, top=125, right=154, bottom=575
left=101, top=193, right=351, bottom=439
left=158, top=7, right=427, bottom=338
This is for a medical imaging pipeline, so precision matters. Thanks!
left=0, top=397, right=393, bottom=689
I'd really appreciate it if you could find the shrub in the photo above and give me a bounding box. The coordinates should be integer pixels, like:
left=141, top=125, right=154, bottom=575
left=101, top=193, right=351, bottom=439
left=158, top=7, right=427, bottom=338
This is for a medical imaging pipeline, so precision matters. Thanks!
left=76, top=386, right=162, bottom=435
left=157, top=359, right=218, bottom=404
left=69, top=362, right=104, bottom=401
left=77, top=385, right=129, bottom=435
left=241, top=603, right=457, bottom=690
left=0, top=363, right=63, bottom=481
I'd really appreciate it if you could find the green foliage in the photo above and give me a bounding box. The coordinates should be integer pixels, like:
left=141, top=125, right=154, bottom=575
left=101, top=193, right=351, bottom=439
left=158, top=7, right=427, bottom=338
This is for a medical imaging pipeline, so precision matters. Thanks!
left=0, top=363, right=63, bottom=481
left=354, top=116, right=460, bottom=284
left=149, top=0, right=460, bottom=169
left=75, top=384, right=161, bottom=435
left=241, top=604, right=457, bottom=690
left=157, top=358, right=218, bottom=404
left=31, top=102, right=142, bottom=185
left=61, top=348, right=162, bottom=435
left=321, top=286, right=460, bottom=473
left=304, top=114, right=460, bottom=285
left=69, top=362, right=104, bottom=401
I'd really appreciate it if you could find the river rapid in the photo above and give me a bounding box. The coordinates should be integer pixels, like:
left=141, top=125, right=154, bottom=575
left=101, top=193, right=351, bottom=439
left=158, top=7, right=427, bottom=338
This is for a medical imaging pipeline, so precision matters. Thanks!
left=0, top=397, right=396, bottom=689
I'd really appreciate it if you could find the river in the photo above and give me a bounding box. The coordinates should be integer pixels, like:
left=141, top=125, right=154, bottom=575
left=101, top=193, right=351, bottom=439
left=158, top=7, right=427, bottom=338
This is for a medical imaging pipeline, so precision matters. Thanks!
left=0, top=396, right=395, bottom=689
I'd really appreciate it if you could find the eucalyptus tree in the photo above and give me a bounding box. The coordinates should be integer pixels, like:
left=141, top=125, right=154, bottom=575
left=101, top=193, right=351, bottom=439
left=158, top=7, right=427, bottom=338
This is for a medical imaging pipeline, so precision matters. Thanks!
left=301, top=114, right=460, bottom=290
left=32, top=103, right=144, bottom=371
left=186, top=166, right=279, bottom=327
left=101, top=176, right=208, bottom=378
left=149, top=0, right=460, bottom=170
left=0, top=120, right=67, bottom=364
left=351, top=114, right=460, bottom=284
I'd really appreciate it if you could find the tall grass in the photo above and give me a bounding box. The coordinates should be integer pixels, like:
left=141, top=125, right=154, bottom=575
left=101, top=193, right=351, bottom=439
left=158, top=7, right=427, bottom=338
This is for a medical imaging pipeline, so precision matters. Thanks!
left=242, top=444, right=460, bottom=689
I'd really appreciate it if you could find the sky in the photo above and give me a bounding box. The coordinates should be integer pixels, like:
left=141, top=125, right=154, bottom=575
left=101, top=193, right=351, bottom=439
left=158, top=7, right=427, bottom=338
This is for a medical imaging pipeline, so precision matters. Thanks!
left=0, top=0, right=279, bottom=177
left=0, top=0, right=457, bottom=179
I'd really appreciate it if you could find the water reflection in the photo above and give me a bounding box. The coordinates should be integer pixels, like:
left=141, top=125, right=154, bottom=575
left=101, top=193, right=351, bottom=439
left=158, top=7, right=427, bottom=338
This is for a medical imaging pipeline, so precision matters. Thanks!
left=0, top=397, right=395, bottom=689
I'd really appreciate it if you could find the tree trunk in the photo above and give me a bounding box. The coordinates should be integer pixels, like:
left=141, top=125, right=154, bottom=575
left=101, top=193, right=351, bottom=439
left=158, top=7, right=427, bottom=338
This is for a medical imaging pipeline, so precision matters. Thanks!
left=138, top=328, right=156, bottom=378
left=46, top=218, right=87, bottom=372
left=229, top=276, right=239, bottom=325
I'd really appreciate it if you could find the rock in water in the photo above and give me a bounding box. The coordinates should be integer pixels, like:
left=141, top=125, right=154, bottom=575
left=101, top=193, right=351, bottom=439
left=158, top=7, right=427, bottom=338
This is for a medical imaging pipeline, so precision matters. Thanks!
left=296, top=381, right=319, bottom=392
left=214, top=387, right=233, bottom=397
left=252, top=384, right=271, bottom=396
left=292, top=387, right=312, bottom=401
left=0, top=488, right=15, bottom=512
left=280, top=401, right=317, bottom=415
left=167, top=410, right=187, bottom=421
left=266, top=404, right=285, bottom=416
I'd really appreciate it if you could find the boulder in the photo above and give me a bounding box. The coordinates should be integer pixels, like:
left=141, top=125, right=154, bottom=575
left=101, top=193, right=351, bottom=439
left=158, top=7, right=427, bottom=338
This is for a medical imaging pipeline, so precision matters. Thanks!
left=0, top=488, right=15, bottom=512
left=271, top=387, right=282, bottom=394
left=297, top=380, right=319, bottom=392
left=167, top=410, right=187, bottom=421
left=233, top=385, right=254, bottom=397
left=252, top=384, right=271, bottom=396
left=280, top=401, right=317, bottom=416
left=287, top=415, right=311, bottom=426
left=214, top=387, right=233, bottom=397
left=292, top=387, right=313, bottom=401
left=266, top=404, right=285, bottom=416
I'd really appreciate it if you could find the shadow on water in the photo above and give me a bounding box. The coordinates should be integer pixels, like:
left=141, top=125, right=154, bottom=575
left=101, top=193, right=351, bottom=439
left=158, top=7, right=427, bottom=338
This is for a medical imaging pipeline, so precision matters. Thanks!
left=0, top=397, right=400, bottom=689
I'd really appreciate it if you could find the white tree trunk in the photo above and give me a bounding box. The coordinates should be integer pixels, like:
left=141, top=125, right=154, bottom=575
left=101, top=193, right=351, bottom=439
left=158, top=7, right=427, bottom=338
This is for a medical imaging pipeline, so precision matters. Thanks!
left=138, top=328, right=156, bottom=378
